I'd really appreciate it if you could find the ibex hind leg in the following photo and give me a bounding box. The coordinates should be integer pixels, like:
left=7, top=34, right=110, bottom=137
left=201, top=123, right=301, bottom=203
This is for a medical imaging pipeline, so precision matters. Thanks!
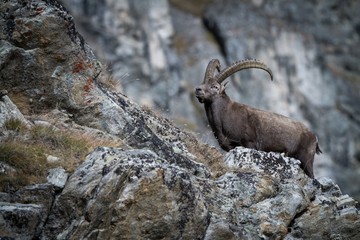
left=298, top=146, right=316, bottom=179
left=302, top=155, right=315, bottom=179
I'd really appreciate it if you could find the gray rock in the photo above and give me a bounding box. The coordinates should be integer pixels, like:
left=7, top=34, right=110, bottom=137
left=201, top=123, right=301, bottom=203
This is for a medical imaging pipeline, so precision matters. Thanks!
left=41, top=147, right=211, bottom=239
left=0, top=0, right=101, bottom=114
left=0, top=202, right=46, bottom=240
left=0, top=95, right=30, bottom=128
left=0, top=90, right=7, bottom=98
left=33, top=120, right=53, bottom=127
left=287, top=184, right=360, bottom=239
left=225, top=147, right=303, bottom=179
left=0, top=184, right=55, bottom=239
left=11, top=184, right=55, bottom=212
left=47, top=168, right=69, bottom=189
left=40, top=146, right=360, bottom=239
left=46, top=154, right=60, bottom=164
left=0, top=162, right=16, bottom=175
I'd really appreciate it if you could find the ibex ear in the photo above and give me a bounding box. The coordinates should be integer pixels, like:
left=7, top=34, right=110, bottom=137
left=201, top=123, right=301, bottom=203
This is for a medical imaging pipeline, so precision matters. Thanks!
left=220, top=81, right=229, bottom=94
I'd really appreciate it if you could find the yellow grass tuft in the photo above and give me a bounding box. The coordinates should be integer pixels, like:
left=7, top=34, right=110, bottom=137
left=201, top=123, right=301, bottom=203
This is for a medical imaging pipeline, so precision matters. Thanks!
left=0, top=123, right=123, bottom=192
left=3, top=117, right=27, bottom=132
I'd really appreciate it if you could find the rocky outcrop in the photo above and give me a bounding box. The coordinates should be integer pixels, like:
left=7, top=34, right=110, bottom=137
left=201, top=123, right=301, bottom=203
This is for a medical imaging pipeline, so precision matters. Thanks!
left=0, top=0, right=359, bottom=239
left=0, top=184, right=55, bottom=239
left=2, top=146, right=359, bottom=239
left=0, top=0, right=101, bottom=115
left=41, top=147, right=210, bottom=239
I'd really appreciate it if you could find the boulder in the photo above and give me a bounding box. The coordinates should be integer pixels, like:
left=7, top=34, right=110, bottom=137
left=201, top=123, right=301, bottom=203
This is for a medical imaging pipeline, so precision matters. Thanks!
left=41, top=147, right=210, bottom=239
left=47, top=167, right=69, bottom=189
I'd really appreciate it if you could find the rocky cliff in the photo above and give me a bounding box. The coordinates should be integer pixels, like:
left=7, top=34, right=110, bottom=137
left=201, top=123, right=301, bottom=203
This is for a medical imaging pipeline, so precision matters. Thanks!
left=0, top=0, right=359, bottom=239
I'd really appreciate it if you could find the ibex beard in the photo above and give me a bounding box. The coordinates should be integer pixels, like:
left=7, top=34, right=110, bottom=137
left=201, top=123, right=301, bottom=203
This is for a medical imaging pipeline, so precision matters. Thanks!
left=195, top=59, right=322, bottom=178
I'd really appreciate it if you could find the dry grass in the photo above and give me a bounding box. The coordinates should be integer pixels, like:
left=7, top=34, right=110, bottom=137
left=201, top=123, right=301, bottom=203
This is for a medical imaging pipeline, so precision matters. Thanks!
left=29, top=125, right=92, bottom=171
left=181, top=130, right=229, bottom=178
left=3, top=118, right=27, bottom=132
left=0, top=122, right=122, bottom=192
left=0, top=141, right=48, bottom=192
left=98, top=74, right=123, bottom=93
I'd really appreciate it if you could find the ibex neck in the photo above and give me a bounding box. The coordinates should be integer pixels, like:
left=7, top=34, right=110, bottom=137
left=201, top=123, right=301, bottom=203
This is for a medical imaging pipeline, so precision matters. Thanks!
left=204, top=95, right=231, bottom=122
left=204, top=95, right=231, bottom=137
left=205, top=94, right=231, bottom=109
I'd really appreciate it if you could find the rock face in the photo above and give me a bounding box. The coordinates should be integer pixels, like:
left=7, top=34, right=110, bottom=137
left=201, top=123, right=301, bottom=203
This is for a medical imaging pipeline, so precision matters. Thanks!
left=4, top=146, right=359, bottom=239
left=59, top=0, right=177, bottom=110
left=41, top=147, right=210, bottom=239
left=0, top=0, right=101, bottom=115
left=0, top=0, right=359, bottom=239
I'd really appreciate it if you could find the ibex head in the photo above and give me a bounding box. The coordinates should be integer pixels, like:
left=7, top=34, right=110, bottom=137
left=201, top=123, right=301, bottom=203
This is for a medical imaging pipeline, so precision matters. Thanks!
left=195, top=59, right=273, bottom=104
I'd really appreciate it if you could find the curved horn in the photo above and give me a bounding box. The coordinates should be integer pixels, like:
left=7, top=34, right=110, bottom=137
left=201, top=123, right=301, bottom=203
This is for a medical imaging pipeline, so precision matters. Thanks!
left=214, top=59, right=273, bottom=84
left=202, top=59, right=221, bottom=83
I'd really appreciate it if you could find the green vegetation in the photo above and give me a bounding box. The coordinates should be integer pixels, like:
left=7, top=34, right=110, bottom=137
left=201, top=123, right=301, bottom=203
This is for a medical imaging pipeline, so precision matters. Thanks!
left=0, top=122, right=118, bottom=192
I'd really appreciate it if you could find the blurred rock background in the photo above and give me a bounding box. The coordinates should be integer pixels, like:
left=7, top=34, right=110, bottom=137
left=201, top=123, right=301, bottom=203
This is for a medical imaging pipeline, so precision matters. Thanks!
left=58, top=0, right=360, bottom=198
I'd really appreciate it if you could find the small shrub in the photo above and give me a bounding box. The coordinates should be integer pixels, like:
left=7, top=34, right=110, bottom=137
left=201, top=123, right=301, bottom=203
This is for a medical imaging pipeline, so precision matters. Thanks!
left=0, top=174, right=31, bottom=193
left=29, top=125, right=93, bottom=171
left=0, top=142, right=47, bottom=174
left=0, top=141, right=48, bottom=192
left=3, top=118, right=26, bottom=132
left=30, top=125, right=57, bottom=142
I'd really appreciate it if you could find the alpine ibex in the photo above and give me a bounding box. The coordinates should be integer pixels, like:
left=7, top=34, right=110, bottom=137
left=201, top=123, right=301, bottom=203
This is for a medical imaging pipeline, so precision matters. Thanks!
left=195, top=59, right=322, bottom=178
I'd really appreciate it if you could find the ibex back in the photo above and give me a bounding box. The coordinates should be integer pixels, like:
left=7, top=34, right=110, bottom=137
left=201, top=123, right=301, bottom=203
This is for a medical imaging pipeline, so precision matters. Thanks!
left=195, top=59, right=322, bottom=178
